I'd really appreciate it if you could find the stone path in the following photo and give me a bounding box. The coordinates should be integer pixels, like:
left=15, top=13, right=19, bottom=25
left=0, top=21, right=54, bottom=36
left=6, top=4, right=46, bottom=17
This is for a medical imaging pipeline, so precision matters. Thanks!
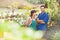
left=44, top=21, right=60, bottom=40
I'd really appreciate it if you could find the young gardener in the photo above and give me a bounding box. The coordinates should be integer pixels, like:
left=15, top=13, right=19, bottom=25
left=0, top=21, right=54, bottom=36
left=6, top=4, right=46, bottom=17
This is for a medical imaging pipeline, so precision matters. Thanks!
left=26, top=10, right=37, bottom=30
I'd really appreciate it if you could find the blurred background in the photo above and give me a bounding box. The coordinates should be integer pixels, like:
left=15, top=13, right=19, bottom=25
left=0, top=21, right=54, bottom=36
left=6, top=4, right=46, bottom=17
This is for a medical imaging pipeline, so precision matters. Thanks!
left=0, top=0, right=60, bottom=40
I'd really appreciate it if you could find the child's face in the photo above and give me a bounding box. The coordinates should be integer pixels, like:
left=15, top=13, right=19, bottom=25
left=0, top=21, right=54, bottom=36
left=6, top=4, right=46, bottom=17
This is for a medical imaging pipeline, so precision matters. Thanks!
left=40, top=7, right=45, bottom=12
left=33, top=13, right=37, bottom=18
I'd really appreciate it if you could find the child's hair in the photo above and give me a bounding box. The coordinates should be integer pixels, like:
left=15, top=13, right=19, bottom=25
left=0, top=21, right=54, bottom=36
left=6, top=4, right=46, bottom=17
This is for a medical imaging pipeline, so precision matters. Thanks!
left=40, top=5, right=45, bottom=8
left=30, top=10, right=36, bottom=18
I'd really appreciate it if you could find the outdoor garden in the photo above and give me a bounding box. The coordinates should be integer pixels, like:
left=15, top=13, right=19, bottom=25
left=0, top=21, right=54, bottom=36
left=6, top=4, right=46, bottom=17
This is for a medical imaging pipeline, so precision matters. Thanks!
left=0, top=0, right=60, bottom=40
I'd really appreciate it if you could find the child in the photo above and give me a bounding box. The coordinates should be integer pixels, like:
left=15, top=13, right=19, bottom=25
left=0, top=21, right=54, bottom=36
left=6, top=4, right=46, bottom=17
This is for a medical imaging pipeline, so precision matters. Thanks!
left=26, top=10, right=37, bottom=30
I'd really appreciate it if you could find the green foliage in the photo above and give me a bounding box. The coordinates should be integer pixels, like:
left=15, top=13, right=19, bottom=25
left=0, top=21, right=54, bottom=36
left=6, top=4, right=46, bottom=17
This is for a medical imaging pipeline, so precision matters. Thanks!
left=0, top=0, right=60, bottom=40
left=23, top=6, right=33, bottom=10
left=26, top=0, right=41, bottom=4
left=51, top=31, right=60, bottom=40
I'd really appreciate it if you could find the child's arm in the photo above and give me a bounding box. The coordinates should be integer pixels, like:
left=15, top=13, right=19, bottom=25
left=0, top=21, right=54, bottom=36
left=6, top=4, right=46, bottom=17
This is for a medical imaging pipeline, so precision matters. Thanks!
left=37, top=18, right=45, bottom=24
left=26, top=18, right=32, bottom=26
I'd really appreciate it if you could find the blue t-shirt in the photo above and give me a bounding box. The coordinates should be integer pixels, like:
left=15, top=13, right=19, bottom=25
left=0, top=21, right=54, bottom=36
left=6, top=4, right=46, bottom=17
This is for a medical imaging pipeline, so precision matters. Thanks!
left=37, top=12, right=49, bottom=30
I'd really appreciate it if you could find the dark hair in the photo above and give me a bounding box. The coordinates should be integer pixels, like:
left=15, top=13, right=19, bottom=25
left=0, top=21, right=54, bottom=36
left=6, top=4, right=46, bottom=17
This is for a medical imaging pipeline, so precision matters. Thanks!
left=30, top=10, right=36, bottom=18
left=40, top=5, right=45, bottom=8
